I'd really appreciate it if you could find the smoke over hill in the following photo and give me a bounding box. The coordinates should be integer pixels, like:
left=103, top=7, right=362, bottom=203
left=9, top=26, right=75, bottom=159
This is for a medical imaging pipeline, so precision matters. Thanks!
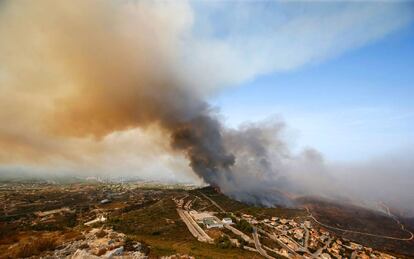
left=0, top=1, right=413, bottom=213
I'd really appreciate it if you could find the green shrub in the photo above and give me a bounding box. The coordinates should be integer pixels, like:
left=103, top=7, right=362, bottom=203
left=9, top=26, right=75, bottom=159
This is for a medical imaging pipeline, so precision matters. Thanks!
left=237, top=236, right=247, bottom=248
left=215, top=235, right=232, bottom=249
left=236, top=219, right=253, bottom=234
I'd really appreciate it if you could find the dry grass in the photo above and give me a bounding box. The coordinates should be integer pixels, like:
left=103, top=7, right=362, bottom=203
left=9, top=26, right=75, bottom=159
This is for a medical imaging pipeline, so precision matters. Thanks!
left=205, top=229, right=223, bottom=240
left=9, top=236, right=57, bottom=258
left=0, top=230, right=83, bottom=258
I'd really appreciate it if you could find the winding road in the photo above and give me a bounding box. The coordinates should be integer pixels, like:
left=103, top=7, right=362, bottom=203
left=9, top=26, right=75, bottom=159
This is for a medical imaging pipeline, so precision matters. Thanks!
left=306, top=207, right=413, bottom=241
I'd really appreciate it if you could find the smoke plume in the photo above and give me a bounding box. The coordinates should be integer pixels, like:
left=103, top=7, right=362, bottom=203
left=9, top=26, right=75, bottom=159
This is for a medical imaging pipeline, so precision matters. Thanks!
left=0, top=0, right=238, bottom=191
left=1, top=1, right=413, bottom=213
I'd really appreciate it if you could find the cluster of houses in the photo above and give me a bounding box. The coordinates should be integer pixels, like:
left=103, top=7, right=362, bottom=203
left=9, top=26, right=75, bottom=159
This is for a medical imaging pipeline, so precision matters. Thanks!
left=173, top=195, right=399, bottom=259
left=253, top=214, right=397, bottom=259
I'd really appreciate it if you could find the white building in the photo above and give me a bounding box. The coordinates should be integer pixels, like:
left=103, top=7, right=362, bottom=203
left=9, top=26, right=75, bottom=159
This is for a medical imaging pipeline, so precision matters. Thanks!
left=222, top=218, right=233, bottom=224
left=203, top=217, right=223, bottom=229
left=189, top=211, right=212, bottom=223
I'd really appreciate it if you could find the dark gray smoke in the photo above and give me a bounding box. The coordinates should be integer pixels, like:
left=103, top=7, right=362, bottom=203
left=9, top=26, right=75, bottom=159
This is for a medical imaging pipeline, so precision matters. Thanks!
left=169, top=112, right=235, bottom=185
left=168, top=111, right=303, bottom=207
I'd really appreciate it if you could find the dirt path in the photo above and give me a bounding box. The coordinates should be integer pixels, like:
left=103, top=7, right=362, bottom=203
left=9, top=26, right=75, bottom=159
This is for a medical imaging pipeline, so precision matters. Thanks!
left=198, top=191, right=225, bottom=212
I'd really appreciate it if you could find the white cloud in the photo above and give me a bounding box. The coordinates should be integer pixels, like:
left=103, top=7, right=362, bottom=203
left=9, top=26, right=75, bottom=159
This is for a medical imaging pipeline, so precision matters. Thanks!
left=178, top=1, right=413, bottom=92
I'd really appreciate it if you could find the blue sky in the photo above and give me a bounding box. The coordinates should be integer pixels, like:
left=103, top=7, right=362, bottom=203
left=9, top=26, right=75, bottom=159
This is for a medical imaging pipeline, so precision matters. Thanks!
left=211, top=21, right=414, bottom=162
